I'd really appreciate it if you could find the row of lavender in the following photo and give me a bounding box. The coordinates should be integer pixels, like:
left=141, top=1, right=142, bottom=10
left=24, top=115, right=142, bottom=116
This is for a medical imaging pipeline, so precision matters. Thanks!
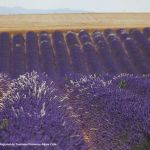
left=65, top=73, right=150, bottom=149
left=0, top=28, right=150, bottom=78
left=0, top=72, right=150, bottom=149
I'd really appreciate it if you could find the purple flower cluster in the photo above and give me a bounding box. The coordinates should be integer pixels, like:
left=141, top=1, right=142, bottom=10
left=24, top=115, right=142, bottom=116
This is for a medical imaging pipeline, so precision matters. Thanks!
left=0, top=72, right=88, bottom=150
left=65, top=73, right=150, bottom=150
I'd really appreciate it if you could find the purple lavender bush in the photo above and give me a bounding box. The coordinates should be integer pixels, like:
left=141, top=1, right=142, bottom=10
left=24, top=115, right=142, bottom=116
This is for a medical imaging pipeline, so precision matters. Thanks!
left=52, top=32, right=71, bottom=76
left=11, top=34, right=26, bottom=78
left=0, top=71, right=88, bottom=150
left=92, top=31, right=119, bottom=74
left=107, top=34, right=137, bottom=74
left=124, top=38, right=150, bottom=74
left=65, top=73, right=150, bottom=150
left=26, top=32, right=40, bottom=72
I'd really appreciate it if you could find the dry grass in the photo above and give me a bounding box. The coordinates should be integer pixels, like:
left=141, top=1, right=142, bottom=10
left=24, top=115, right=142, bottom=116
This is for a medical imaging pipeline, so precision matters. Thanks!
left=0, top=13, right=149, bottom=33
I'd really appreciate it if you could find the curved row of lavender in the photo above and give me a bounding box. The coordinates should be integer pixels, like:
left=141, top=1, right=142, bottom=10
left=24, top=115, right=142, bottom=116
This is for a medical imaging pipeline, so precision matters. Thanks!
left=0, top=72, right=89, bottom=150
left=65, top=73, right=150, bottom=150
left=0, top=28, right=150, bottom=77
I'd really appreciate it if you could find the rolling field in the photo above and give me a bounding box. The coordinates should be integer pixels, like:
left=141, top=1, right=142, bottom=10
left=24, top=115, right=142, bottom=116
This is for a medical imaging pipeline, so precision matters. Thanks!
left=0, top=13, right=150, bottom=150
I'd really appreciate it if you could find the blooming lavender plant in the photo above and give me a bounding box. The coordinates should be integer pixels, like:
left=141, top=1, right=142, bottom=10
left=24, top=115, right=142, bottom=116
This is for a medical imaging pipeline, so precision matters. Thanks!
left=11, top=34, right=26, bottom=78
left=130, top=29, right=150, bottom=63
left=40, top=36, right=56, bottom=78
left=69, top=44, right=87, bottom=74
left=65, top=32, right=87, bottom=74
left=143, top=27, right=150, bottom=39
left=39, top=31, right=50, bottom=41
left=0, top=72, right=88, bottom=150
left=26, top=32, right=40, bottom=72
left=92, top=31, right=119, bottom=74
left=107, top=35, right=137, bottom=74
left=0, top=32, right=11, bottom=74
left=65, top=73, right=150, bottom=150
left=52, top=31, right=71, bottom=76
left=78, top=30, right=92, bottom=44
left=82, top=42, right=102, bottom=74
left=66, top=31, right=79, bottom=48
left=124, top=37, right=150, bottom=74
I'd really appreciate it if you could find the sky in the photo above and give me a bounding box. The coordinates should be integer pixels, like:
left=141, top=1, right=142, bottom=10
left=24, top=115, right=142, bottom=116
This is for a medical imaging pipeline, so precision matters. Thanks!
left=0, top=0, right=149, bottom=12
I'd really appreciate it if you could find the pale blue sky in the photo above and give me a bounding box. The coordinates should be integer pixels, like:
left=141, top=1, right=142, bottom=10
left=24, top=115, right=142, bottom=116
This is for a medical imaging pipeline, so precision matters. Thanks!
left=0, top=0, right=149, bottom=12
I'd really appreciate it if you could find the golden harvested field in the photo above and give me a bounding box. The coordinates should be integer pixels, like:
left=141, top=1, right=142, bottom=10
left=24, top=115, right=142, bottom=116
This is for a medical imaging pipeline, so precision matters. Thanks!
left=0, top=13, right=149, bottom=33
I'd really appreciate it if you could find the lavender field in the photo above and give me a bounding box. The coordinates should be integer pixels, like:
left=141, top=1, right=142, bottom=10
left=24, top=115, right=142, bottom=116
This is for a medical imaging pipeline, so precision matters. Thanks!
left=0, top=28, right=150, bottom=149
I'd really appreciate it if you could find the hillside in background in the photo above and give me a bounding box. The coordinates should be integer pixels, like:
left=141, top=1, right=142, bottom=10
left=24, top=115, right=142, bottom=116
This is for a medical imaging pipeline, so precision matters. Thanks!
left=0, top=6, right=87, bottom=14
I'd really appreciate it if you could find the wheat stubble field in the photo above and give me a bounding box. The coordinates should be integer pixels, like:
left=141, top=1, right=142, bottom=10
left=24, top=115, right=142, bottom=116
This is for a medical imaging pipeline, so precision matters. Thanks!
left=0, top=13, right=149, bottom=33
